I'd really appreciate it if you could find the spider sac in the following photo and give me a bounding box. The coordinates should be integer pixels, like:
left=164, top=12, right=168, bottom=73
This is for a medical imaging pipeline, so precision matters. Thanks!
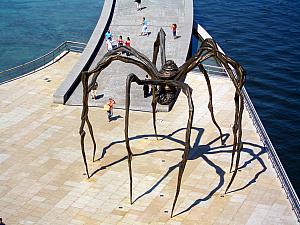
left=156, top=60, right=179, bottom=105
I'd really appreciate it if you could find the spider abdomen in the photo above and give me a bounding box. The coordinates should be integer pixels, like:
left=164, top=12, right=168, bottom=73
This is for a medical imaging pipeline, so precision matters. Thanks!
left=157, top=84, right=177, bottom=105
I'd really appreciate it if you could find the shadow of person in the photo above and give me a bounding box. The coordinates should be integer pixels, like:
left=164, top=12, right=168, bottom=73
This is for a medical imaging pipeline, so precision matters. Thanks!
left=95, top=94, right=104, bottom=100
left=174, top=35, right=181, bottom=39
left=140, top=6, right=147, bottom=11
left=110, top=115, right=123, bottom=121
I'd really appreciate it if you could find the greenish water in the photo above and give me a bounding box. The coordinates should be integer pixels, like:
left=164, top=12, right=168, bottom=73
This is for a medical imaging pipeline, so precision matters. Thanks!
left=0, top=0, right=103, bottom=71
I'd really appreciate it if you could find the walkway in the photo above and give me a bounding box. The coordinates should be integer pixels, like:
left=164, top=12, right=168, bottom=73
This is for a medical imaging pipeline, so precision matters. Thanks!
left=66, top=0, right=193, bottom=111
left=0, top=51, right=298, bottom=224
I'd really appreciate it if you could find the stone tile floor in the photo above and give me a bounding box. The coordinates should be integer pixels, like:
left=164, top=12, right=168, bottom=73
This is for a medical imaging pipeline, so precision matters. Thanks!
left=0, top=52, right=298, bottom=224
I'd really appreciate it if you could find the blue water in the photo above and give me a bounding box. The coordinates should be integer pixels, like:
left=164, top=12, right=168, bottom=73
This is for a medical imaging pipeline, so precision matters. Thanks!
left=0, top=0, right=299, bottom=196
left=0, top=0, right=103, bottom=71
left=194, top=0, right=300, bottom=196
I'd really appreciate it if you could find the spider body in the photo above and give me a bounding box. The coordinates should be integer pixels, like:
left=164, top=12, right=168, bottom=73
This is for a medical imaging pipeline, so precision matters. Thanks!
left=79, top=28, right=246, bottom=217
left=156, top=60, right=179, bottom=105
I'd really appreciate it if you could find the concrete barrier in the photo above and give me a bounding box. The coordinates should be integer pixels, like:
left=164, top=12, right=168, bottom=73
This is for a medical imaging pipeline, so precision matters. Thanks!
left=53, top=0, right=116, bottom=104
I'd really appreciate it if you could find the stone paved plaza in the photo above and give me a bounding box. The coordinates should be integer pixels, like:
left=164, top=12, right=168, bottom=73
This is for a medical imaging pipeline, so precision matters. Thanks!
left=0, top=52, right=298, bottom=224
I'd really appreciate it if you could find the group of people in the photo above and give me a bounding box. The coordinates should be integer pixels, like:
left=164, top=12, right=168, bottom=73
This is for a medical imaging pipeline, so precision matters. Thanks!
left=105, top=30, right=131, bottom=52
left=93, top=0, right=179, bottom=122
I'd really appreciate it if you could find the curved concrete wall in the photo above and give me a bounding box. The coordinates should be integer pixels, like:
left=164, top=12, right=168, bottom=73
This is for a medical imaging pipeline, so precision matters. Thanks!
left=53, top=0, right=116, bottom=104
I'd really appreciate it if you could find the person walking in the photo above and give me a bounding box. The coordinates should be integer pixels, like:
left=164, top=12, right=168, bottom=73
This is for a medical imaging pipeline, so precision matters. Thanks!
left=171, top=23, right=177, bottom=39
left=91, top=82, right=98, bottom=100
left=134, top=0, right=141, bottom=11
left=140, top=17, right=148, bottom=36
left=118, top=35, right=124, bottom=46
left=106, top=37, right=113, bottom=51
left=105, top=29, right=112, bottom=40
left=105, top=98, right=116, bottom=122
left=125, top=37, right=131, bottom=47
left=143, top=75, right=150, bottom=98
left=125, top=37, right=131, bottom=56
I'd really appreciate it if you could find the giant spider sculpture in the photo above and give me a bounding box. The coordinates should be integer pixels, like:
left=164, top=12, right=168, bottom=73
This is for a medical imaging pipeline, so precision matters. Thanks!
left=79, top=28, right=246, bottom=217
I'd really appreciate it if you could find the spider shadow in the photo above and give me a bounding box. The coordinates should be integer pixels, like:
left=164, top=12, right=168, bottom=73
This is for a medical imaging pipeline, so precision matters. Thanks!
left=90, top=127, right=267, bottom=217
left=93, top=127, right=228, bottom=191
left=91, top=130, right=186, bottom=176
left=133, top=127, right=228, bottom=204
left=174, top=141, right=267, bottom=217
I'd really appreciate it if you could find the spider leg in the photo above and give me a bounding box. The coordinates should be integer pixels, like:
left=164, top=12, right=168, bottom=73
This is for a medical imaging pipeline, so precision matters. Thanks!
left=125, top=73, right=146, bottom=204
left=225, top=98, right=244, bottom=193
left=151, top=91, right=158, bottom=139
left=79, top=71, right=92, bottom=178
left=209, top=53, right=242, bottom=172
left=86, top=118, right=97, bottom=162
left=198, top=64, right=224, bottom=144
left=215, top=57, right=245, bottom=192
left=169, top=82, right=194, bottom=218
left=229, top=91, right=240, bottom=172
left=79, top=46, right=161, bottom=177
left=152, top=28, right=166, bottom=66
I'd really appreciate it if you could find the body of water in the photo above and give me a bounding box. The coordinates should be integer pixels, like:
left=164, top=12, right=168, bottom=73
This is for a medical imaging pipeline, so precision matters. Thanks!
left=194, top=0, right=300, bottom=195
left=0, top=0, right=299, bottom=195
left=0, top=0, right=103, bottom=71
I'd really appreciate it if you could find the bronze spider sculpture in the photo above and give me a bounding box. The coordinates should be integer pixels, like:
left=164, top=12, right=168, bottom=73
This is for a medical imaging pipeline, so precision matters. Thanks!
left=79, top=28, right=245, bottom=217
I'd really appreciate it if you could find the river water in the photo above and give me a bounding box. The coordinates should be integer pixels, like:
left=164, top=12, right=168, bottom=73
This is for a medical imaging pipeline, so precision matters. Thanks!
left=0, top=0, right=299, bottom=196
left=194, top=0, right=300, bottom=196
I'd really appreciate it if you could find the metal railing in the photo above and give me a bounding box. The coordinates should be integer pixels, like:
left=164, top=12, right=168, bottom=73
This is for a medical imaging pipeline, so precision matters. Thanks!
left=242, top=88, right=300, bottom=221
left=0, top=41, right=86, bottom=84
left=203, top=64, right=227, bottom=76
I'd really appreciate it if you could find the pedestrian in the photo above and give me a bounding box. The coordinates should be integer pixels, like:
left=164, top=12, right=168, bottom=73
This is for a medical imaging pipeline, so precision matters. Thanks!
left=140, top=17, right=148, bottom=36
left=134, top=0, right=141, bottom=11
left=171, top=23, right=177, bottom=39
left=0, top=218, right=6, bottom=225
left=125, top=37, right=131, bottom=56
left=105, top=97, right=116, bottom=122
left=105, top=29, right=112, bottom=40
left=106, top=37, right=113, bottom=51
left=125, top=37, right=131, bottom=47
left=143, top=75, right=150, bottom=98
left=118, top=35, right=124, bottom=46
left=91, top=82, right=98, bottom=100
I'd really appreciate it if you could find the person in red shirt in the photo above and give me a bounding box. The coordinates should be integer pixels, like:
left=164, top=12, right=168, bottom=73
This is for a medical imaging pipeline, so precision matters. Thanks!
left=125, top=37, right=131, bottom=56
left=125, top=37, right=131, bottom=47
left=171, top=23, right=177, bottom=39
left=118, top=35, right=124, bottom=46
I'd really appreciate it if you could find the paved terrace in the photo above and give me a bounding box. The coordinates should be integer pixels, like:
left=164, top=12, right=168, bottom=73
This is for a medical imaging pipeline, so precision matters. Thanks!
left=65, top=0, right=193, bottom=111
left=0, top=51, right=298, bottom=224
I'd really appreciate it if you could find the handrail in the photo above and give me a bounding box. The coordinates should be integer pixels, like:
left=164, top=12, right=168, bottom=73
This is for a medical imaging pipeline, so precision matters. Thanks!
left=202, top=64, right=227, bottom=76
left=0, top=41, right=86, bottom=84
left=193, top=22, right=300, bottom=222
